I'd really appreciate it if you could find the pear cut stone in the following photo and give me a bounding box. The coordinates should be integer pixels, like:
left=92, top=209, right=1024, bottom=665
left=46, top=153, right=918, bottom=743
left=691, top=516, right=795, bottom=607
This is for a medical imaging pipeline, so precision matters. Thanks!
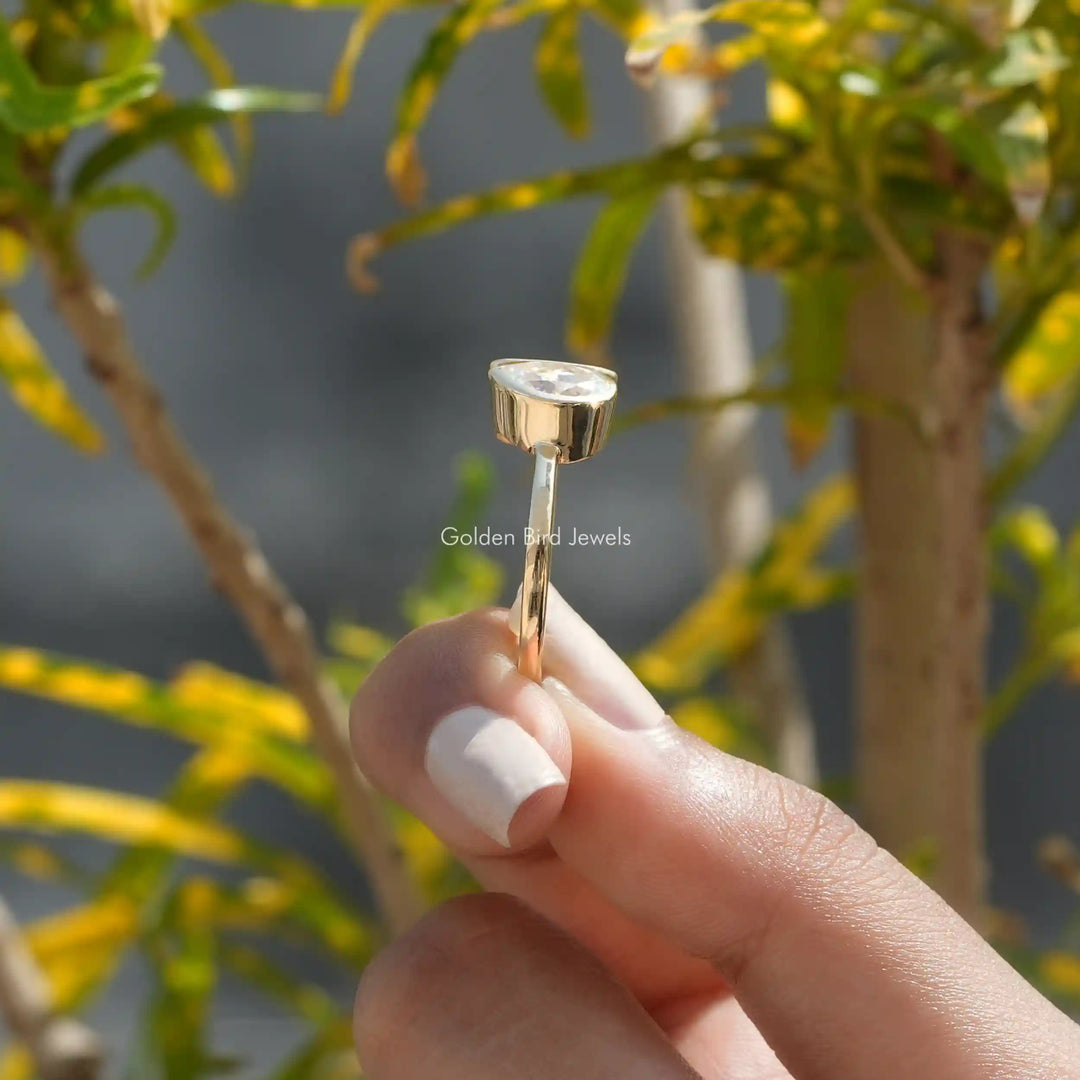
left=497, top=360, right=616, bottom=403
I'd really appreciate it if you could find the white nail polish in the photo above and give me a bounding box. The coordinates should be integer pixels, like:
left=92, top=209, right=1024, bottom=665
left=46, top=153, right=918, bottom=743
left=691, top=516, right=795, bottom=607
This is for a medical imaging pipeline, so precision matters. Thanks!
left=425, top=706, right=565, bottom=847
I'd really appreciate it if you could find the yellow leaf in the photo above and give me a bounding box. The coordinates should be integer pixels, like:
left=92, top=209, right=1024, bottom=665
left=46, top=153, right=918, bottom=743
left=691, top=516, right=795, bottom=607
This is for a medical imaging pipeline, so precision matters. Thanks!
left=329, top=623, right=394, bottom=663
left=1003, top=288, right=1080, bottom=418
left=1040, top=950, right=1080, bottom=995
left=767, top=78, right=808, bottom=131
left=0, top=229, right=29, bottom=284
left=386, top=133, right=428, bottom=208
left=170, top=662, right=308, bottom=740
left=27, top=897, right=138, bottom=965
left=397, top=812, right=453, bottom=900
left=327, top=0, right=397, bottom=115
left=0, top=300, right=104, bottom=453
left=634, top=476, right=852, bottom=690
left=999, top=505, right=1060, bottom=565
left=0, top=781, right=246, bottom=862
left=669, top=697, right=738, bottom=749
left=130, top=0, right=173, bottom=40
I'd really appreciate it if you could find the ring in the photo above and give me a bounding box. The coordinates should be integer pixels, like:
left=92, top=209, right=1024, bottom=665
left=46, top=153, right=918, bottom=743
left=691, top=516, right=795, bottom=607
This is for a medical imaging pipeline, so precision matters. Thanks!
left=489, top=359, right=618, bottom=682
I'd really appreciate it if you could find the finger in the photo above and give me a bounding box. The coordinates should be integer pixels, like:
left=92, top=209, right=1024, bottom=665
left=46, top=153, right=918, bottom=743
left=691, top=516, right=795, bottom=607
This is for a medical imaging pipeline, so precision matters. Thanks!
left=353, top=592, right=1080, bottom=1080
left=352, top=608, right=570, bottom=852
left=353, top=893, right=702, bottom=1080
left=352, top=607, right=719, bottom=1009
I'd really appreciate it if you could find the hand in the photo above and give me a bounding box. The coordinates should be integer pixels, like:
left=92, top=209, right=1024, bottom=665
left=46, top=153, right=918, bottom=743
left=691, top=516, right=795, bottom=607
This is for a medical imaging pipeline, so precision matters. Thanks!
left=349, top=589, right=1080, bottom=1079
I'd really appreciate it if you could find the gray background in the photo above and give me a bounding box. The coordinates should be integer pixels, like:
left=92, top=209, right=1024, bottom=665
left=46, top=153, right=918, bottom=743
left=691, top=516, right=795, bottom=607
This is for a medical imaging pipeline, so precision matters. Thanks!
left=0, top=6, right=1078, bottom=1070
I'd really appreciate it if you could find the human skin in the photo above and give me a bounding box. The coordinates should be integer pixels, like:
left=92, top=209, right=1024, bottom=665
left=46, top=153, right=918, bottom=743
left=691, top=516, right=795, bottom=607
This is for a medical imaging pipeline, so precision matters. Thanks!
left=349, top=588, right=1080, bottom=1079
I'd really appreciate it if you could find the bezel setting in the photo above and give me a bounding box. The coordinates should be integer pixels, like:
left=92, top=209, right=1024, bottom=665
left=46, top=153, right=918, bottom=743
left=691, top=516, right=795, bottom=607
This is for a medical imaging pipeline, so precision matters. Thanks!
left=489, top=358, right=618, bottom=464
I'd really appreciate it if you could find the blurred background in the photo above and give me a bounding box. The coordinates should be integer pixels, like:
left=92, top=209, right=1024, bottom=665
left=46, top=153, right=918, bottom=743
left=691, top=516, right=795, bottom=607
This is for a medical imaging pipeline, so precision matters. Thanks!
left=1, top=5, right=1078, bottom=1069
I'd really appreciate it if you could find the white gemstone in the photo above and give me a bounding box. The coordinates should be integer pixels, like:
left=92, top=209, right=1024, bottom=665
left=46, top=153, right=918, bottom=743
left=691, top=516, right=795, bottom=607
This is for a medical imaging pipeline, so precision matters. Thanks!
left=496, top=360, right=615, bottom=403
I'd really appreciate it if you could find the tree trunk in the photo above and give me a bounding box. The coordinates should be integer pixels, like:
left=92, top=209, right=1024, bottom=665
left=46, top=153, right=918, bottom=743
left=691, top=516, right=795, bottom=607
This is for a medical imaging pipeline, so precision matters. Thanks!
left=644, top=0, right=819, bottom=786
left=848, top=244, right=990, bottom=925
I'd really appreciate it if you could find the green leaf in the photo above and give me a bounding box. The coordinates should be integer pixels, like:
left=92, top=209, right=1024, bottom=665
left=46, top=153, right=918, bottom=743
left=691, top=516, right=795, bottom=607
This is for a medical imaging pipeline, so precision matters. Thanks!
left=140, top=884, right=220, bottom=1080
left=0, top=299, right=105, bottom=452
left=566, top=188, right=657, bottom=359
left=995, top=101, right=1050, bottom=224
left=74, top=184, right=177, bottom=279
left=0, top=19, right=160, bottom=134
left=983, top=27, right=1069, bottom=88
left=403, top=453, right=503, bottom=626
left=625, top=0, right=829, bottom=84
left=535, top=7, right=590, bottom=139
left=781, top=266, right=850, bottom=466
left=690, top=186, right=862, bottom=270
left=387, top=0, right=505, bottom=205
left=327, top=0, right=400, bottom=114
left=349, top=134, right=796, bottom=291
left=71, top=87, right=323, bottom=195
left=173, top=18, right=255, bottom=180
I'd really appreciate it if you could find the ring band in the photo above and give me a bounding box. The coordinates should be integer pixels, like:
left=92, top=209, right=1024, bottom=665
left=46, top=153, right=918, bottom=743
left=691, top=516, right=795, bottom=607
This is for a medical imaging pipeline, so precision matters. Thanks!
left=488, top=359, right=618, bottom=682
left=518, top=441, right=558, bottom=682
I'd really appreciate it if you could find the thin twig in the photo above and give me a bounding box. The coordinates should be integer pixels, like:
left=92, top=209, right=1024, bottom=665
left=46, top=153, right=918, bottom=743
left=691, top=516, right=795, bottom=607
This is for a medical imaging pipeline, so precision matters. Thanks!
left=617, top=384, right=930, bottom=441
left=0, top=895, right=103, bottom=1080
left=34, top=234, right=423, bottom=936
left=858, top=203, right=933, bottom=295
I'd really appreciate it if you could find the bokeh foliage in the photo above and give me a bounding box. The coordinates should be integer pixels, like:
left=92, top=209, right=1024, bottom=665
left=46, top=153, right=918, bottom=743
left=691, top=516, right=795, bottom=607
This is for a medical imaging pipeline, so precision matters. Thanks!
left=2, top=0, right=1080, bottom=1072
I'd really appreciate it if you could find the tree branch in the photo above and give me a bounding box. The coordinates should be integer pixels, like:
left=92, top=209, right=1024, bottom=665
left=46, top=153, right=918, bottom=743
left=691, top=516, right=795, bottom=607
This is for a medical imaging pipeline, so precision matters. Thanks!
left=0, top=895, right=103, bottom=1080
left=643, top=0, right=819, bottom=787
left=34, top=234, right=424, bottom=935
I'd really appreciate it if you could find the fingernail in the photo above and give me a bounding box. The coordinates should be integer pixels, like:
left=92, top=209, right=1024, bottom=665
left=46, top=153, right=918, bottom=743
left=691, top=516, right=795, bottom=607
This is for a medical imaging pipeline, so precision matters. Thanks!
left=425, top=706, right=566, bottom=847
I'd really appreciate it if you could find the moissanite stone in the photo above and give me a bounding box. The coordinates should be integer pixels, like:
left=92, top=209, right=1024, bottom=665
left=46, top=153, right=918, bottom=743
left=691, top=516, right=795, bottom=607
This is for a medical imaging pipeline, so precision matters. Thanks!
left=495, top=359, right=616, bottom=403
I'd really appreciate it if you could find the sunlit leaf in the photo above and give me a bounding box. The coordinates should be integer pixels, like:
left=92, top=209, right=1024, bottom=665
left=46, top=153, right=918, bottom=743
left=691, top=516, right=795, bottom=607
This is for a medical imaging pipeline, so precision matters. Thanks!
left=669, top=696, right=739, bottom=750
left=0, top=648, right=331, bottom=807
left=130, top=0, right=173, bottom=39
left=1038, top=951, right=1080, bottom=998
left=690, top=186, right=860, bottom=270
left=74, top=184, right=177, bottom=278
left=767, top=78, right=811, bottom=134
left=0, top=19, right=160, bottom=133
left=328, top=623, right=394, bottom=664
left=625, top=0, right=828, bottom=84
left=327, top=0, right=399, bottom=114
left=535, top=6, right=589, bottom=138
left=983, top=27, right=1068, bottom=88
left=781, top=266, right=850, bottom=465
left=27, top=897, right=138, bottom=969
left=996, top=101, right=1050, bottom=224
left=566, top=187, right=657, bottom=359
left=1002, top=286, right=1080, bottom=418
left=349, top=136, right=795, bottom=291
left=169, top=662, right=308, bottom=740
left=386, top=0, right=505, bottom=205
left=634, top=475, right=853, bottom=689
left=0, top=781, right=247, bottom=862
left=71, top=87, right=323, bottom=195
left=174, top=18, right=255, bottom=180
left=0, top=299, right=105, bottom=453
left=0, top=228, right=29, bottom=284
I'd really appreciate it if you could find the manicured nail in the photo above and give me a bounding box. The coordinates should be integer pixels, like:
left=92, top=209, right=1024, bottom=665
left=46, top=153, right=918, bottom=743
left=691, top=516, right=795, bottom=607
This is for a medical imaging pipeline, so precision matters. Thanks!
left=425, top=706, right=566, bottom=847
left=513, top=586, right=665, bottom=730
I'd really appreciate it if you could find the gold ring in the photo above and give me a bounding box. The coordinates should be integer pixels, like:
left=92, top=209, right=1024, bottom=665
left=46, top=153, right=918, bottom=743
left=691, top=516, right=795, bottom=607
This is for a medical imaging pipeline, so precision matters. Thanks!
left=489, top=359, right=618, bottom=682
